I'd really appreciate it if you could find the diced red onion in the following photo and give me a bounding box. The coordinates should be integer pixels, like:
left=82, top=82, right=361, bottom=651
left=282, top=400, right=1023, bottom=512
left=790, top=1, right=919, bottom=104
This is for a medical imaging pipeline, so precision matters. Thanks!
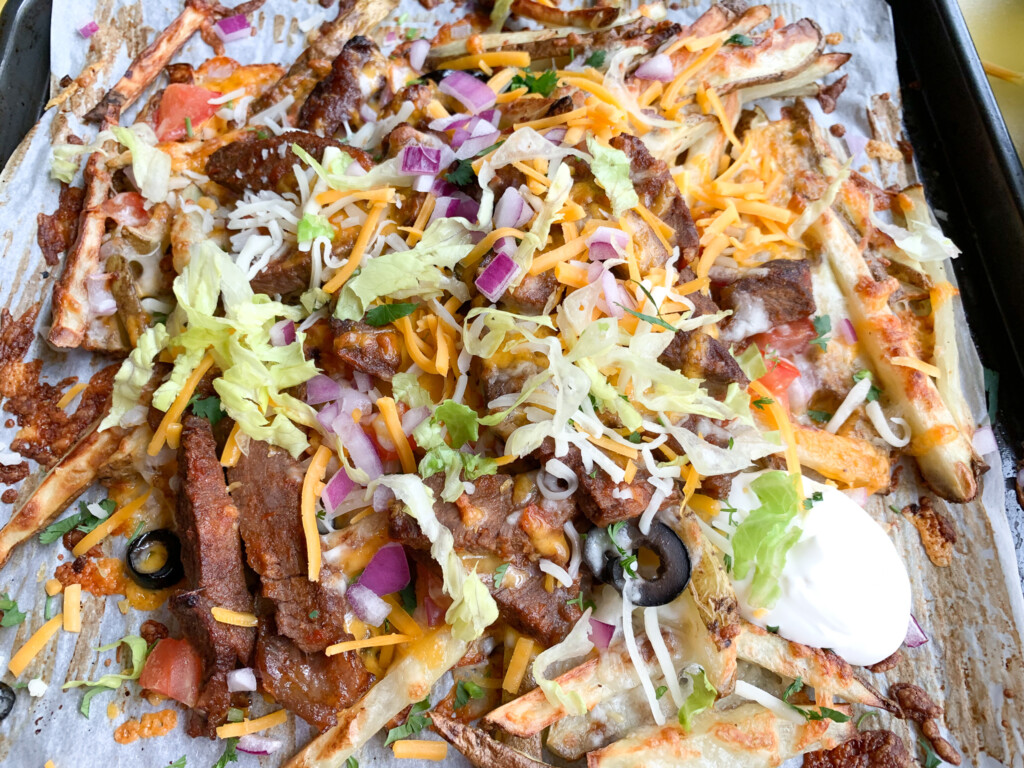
left=347, top=583, right=392, bottom=626
left=346, top=161, right=367, bottom=177
left=601, top=270, right=623, bottom=319
left=428, top=196, right=459, bottom=225
left=905, top=615, right=929, bottom=648
left=306, top=374, right=344, bottom=405
left=476, top=252, right=520, bottom=302
left=544, top=127, right=568, bottom=144
left=455, top=130, right=501, bottom=160
left=455, top=195, right=480, bottom=221
left=316, top=401, right=340, bottom=433
left=409, top=38, right=430, bottom=71
left=431, top=178, right=457, bottom=197
left=428, top=114, right=473, bottom=132
left=635, top=53, right=675, bottom=82
left=332, top=413, right=383, bottom=479
left=226, top=667, right=257, bottom=693
left=78, top=21, right=99, bottom=38
left=401, top=406, right=430, bottom=435
left=839, top=318, right=858, bottom=344
left=357, top=543, right=411, bottom=596
left=372, top=484, right=394, bottom=512
left=413, top=174, right=436, bottom=193
left=353, top=371, right=372, bottom=393
left=214, top=14, right=250, bottom=43
left=269, top=319, right=296, bottom=347
left=322, top=468, right=356, bottom=511
left=87, top=274, right=117, bottom=317
left=236, top=736, right=283, bottom=756
left=494, top=187, right=530, bottom=229
left=359, top=104, right=377, bottom=123
left=972, top=425, right=997, bottom=455
left=845, top=132, right=870, bottom=161
left=586, top=226, right=629, bottom=261
left=439, top=71, right=496, bottom=114
left=385, top=31, right=397, bottom=44
left=401, top=146, right=442, bottom=175
left=590, top=618, right=615, bottom=649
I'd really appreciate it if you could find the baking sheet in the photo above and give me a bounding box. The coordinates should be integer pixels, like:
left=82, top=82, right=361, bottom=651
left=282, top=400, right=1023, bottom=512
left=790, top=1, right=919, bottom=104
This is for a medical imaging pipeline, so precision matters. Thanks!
left=0, top=0, right=1022, bottom=766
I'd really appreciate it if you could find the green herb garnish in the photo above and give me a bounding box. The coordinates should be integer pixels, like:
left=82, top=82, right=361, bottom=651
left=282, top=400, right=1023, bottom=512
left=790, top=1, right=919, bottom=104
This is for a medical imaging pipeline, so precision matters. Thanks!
left=365, top=302, right=418, bottom=327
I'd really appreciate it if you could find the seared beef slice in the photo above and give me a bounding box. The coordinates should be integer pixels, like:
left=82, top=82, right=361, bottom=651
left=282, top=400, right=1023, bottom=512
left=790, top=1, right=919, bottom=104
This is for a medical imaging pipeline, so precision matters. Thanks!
left=171, top=415, right=255, bottom=737
left=719, top=259, right=816, bottom=342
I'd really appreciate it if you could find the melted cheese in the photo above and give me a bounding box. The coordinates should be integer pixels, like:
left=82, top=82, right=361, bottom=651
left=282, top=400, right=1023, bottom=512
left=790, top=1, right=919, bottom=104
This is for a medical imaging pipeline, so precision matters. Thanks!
left=63, top=583, right=82, bottom=633
left=503, top=636, right=535, bottom=693
left=325, top=633, right=413, bottom=656
left=9, top=615, right=63, bottom=676
left=215, top=709, right=287, bottom=739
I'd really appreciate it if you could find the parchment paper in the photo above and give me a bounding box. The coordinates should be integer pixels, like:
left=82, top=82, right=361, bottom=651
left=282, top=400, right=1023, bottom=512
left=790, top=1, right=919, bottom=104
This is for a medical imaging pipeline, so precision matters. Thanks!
left=0, top=1, right=1021, bottom=766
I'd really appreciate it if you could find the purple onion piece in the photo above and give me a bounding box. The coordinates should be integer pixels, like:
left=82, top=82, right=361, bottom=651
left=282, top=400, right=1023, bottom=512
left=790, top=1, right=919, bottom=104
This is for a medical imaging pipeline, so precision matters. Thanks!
left=475, top=251, right=519, bottom=303
left=347, top=583, right=392, bottom=626
left=357, top=543, right=411, bottom=596
left=904, top=615, right=929, bottom=648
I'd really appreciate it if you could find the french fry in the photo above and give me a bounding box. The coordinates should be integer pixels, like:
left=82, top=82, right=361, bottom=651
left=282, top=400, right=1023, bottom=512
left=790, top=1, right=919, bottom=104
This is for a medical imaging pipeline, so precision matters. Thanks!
left=702, top=20, right=826, bottom=96
left=508, top=0, right=619, bottom=30
left=284, top=628, right=467, bottom=768
left=792, top=424, right=892, bottom=490
left=431, top=713, right=551, bottom=768
left=586, top=701, right=854, bottom=768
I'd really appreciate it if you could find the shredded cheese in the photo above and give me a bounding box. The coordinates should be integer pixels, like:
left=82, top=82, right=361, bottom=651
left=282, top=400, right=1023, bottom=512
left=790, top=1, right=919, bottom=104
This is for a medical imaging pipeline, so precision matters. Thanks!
left=72, top=489, right=151, bottom=557
left=555, top=261, right=589, bottom=289
left=585, top=434, right=639, bottom=460
left=56, top=382, right=87, bottom=410
left=487, top=67, right=518, bottom=93
left=302, top=444, right=332, bottom=581
left=210, top=607, right=258, bottom=627
left=165, top=422, right=183, bottom=450
left=392, top=740, right=448, bottom=761
left=63, top=583, right=82, bottom=633
left=8, top=614, right=63, bottom=676
left=215, top=709, right=288, bottom=739
left=441, top=51, right=530, bottom=71
left=529, top=235, right=589, bottom=275
left=323, top=202, right=385, bottom=294
left=503, top=636, right=535, bottom=693
left=220, top=422, right=243, bottom=467
left=681, top=464, right=701, bottom=509
left=45, top=579, right=63, bottom=596
left=377, top=397, right=416, bottom=473
left=623, top=460, right=637, bottom=485
left=703, top=87, right=740, bottom=147
left=407, top=194, right=436, bottom=246
left=688, top=493, right=720, bottom=521
left=381, top=596, right=424, bottom=637
left=148, top=352, right=215, bottom=456
left=891, top=356, right=941, bottom=378
left=325, top=633, right=413, bottom=656
left=695, top=233, right=729, bottom=281
left=514, top=106, right=589, bottom=131
left=749, top=380, right=804, bottom=497
left=315, top=187, right=395, bottom=206
left=464, top=227, right=528, bottom=267
left=495, top=86, right=528, bottom=104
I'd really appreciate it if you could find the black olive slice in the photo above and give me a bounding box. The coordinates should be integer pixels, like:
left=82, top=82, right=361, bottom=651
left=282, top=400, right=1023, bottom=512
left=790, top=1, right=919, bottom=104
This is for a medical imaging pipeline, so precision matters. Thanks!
left=126, top=530, right=184, bottom=590
left=584, top=521, right=691, bottom=607
left=0, top=682, right=14, bottom=722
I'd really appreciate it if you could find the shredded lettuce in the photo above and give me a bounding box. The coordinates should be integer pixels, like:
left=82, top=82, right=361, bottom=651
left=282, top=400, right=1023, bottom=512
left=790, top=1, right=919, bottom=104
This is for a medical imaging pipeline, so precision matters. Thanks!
left=870, top=205, right=961, bottom=264
left=392, top=372, right=434, bottom=408
left=488, top=0, right=513, bottom=32
left=297, top=212, right=334, bottom=245
left=100, top=324, right=169, bottom=431
left=587, top=137, right=639, bottom=217
left=533, top=609, right=594, bottom=715
left=678, top=667, right=717, bottom=731
left=334, top=217, right=476, bottom=321
left=414, top=401, right=497, bottom=501
left=730, top=471, right=802, bottom=609
left=463, top=306, right=554, bottom=359
left=111, top=125, right=171, bottom=204
left=63, top=634, right=150, bottom=717
left=733, top=343, right=768, bottom=381
left=152, top=241, right=318, bottom=457
left=512, top=162, right=574, bottom=277
left=293, top=144, right=415, bottom=191
left=371, top=474, right=498, bottom=641
left=662, top=419, right=780, bottom=476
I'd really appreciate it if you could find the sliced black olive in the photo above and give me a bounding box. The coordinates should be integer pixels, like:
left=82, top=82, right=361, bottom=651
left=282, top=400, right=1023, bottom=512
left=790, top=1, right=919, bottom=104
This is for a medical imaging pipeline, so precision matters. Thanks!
left=126, top=530, right=184, bottom=590
left=583, top=521, right=691, bottom=607
left=421, top=69, right=491, bottom=84
left=0, top=682, right=14, bottom=722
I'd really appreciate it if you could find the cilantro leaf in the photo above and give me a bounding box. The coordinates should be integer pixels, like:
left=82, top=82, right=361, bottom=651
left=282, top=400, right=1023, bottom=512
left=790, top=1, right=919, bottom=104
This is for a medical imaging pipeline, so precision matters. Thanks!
left=767, top=625, right=779, bottom=634
left=853, top=369, right=881, bottom=402
left=753, top=397, right=774, bottom=410
left=783, top=676, right=804, bottom=702
left=39, top=503, right=99, bottom=545
left=510, top=69, right=558, bottom=96
left=213, top=737, right=239, bottom=768
left=345, top=758, right=359, bottom=768
left=784, top=676, right=852, bottom=723
left=626, top=431, right=643, bottom=444
left=807, top=409, right=833, bottom=424
left=919, top=737, right=942, bottom=768
left=399, top=577, right=418, bottom=613
left=567, top=594, right=596, bottom=611
left=445, top=159, right=476, bottom=187
left=620, top=554, right=638, bottom=578
left=189, top=395, right=224, bottom=426
left=584, top=50, right=607, bottom=68
left=492, top=562, right=510, bottom=586
left=454, top=680, right=484, bottom=709
left=385, top=698, right=431, bottom=745
left=364, top=302, right=418, bottom=327
left=810, top=315, right=831, bottom=351
left=723, top=553, right=733, bottom=573
left=655, top=685, right=668, bottom=700
left=726, top=33, right=755, bottom=46
left=168, top=757, right=187, bottom=768
left=0, top=592, right=26, bottom=627
left=618, top=304, right=675, bottom=331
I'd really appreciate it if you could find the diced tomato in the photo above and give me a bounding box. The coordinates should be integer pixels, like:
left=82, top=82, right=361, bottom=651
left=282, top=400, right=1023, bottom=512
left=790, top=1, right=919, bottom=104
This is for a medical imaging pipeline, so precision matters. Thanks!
left=99, top=191, right=149, bottom=227
left=154, top=84, right=221, bottom=142
left=757, top=356, right=801, bottom=411
left=750, top=318, right=817, bottom=358
left=139, top=637, right=202, bottom=707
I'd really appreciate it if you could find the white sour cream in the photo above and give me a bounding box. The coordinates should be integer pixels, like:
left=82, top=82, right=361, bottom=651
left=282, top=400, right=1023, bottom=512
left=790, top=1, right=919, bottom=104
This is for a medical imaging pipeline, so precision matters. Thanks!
left=714, top=471, right=910, bottom=666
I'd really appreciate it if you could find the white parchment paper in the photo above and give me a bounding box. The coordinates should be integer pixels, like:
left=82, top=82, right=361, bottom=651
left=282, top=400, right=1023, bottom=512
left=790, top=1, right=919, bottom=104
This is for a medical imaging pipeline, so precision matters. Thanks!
left=0, top=1, right=1021, bottom=766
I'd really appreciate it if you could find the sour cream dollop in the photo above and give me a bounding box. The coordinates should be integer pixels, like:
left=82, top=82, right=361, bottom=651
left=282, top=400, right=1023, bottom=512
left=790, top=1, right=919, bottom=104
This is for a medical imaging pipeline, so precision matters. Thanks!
left=714, top=471, right=911, bottom=666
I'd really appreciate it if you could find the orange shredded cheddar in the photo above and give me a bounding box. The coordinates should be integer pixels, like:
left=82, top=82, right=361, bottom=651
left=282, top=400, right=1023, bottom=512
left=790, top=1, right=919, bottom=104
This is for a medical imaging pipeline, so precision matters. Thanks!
left=377, top=397, right=416, bottom=473
left=56, top=382, right=88, bottom=409
left=73, top=489, right=151, bottom=557
left=9, top=614, right=63, bottom=676
left=392, top=740, right=448, bottom=761
left=441, top=51, right=530, bottom=71
left=323, top=202, right=385, bottom=293
left=220, top=422, right=243, bottom=467
left=215, top=710, right=287, bottom=739
left=325, top=633, right=413, bottom=656
left=148, top=352, right=215, bottom=456
left=211, top=607, right=258, bottom=627
left=63, top=583, right=82, bottom=633
left=301, top=445, right=332, bottom=581
left=503, top=637, right=535, bottom=693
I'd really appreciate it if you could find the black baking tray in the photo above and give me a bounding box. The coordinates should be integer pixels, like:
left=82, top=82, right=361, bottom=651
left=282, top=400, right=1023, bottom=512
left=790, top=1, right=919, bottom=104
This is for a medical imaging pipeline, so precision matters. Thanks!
left=2, top=0, right=1023, bottom=567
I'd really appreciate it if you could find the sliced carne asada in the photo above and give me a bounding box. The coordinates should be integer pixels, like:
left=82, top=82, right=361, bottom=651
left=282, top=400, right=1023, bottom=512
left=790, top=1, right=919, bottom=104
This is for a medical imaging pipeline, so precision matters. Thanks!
left=609, top=133, right=699, bottom=264
left=657, top=327, right=749, bottom=398
left=37, top=183, right=85, bottom=267
left=204, top=131, right=372, bottom=196
left=718, top=259, right=816, bottom=342
left=228, top=441, right=351, bottom=653
left=329, top=318, right=403, bottom=381
left=492, top=562, right=583, bottom=646
left=170, top=415, right=255, bottom=738
left=255, top=614, right=373, bottom=732
left=296, top=35, right=387, bottom=136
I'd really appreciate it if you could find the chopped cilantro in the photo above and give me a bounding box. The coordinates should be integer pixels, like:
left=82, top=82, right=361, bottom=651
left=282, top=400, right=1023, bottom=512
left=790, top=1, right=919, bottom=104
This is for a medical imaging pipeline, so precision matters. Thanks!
left=767, top=625, right=779, bottom=634
left=405, top=28, right=418, bottom=40
left=308, top=610, right=320, bottom=619
left=783, top=676, right=804, bottom=702
left=256, top=130, right=269, bottom=140
left=184, top=117, right=194, bottom=138
left=0, top=593, right=26, bottom=627
left=212, top=737, right=239, bottom=768
left=607, top=521, right=627, bottom=553
left=567, top=594, right=596, bottom=611
left=726, top=33, right=756, bottom=46
left=626, top=431, right=643, bottom=444
left=802, top=490, right=824, bottom=511
left=399, top=576, right=418, bottom=613
left=783, top=676, right=852, bottom=722
left=345, top=758, right=359, bottom=768
left=454, top=680, right=484, bottom=708
left=44, top=593, right=59, bottom=621
left=38, top=498, right=114, bottom=544
left=584, top=50, right=607, bottom=68
left=723, top=553, right=733, bottom=573
left=365, top=302, right=418, bottom=327
left=151, top=311, right=168, bottom=325
left=810, top=315, right=831, bottom=351
left=853, top=369, right=881, bottom=402
left=384, top=698, right=431, bottom=745
left=807, top=409, right=833, bottom=424
left=445, top=159, right=476, bottom=187
left=727, top=437, right=735, bottom=449
left=919, top=738, right=942, bottom=768
left=510, top=69, right=558, bottom=96
left=189, top=395, right=224, bottom=426
left=753, top=397, right=774, bottom=409
left=492, top=562, right=510, bottom=586
left=588, top=468, right=599, bottom=478
left=620, top=553, right=638, bottom=578
left=655, top=685, right=668, bottom=700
